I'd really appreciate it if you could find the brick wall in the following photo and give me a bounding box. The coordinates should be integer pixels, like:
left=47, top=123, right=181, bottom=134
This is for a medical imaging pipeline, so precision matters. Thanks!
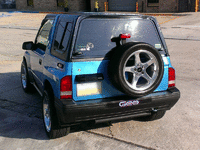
left=16, top=0, right=29, bottom=10
left=16, top=0, right=91, bottom=11
left=159, top=0, right=177, bottom=12
left=33, top=0, right=57, bottom=11
left=138, top=0, right=159, bottom=13
left=138, top=0, right=177, bottom=13
left=68, top=0, right=87, bottom=11
left=138, top=0, right=145, bottom=12
left=14, top=0, right=194, bottom=13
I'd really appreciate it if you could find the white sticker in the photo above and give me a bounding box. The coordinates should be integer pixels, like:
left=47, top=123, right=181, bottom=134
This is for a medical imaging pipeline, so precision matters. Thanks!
left=155, top=44, right=161, bottom=49
left=87, top=42, right=94, bottom=49
left=163, top=57, right=169, bottom=65
left=78, top=42, right=94, bottom=51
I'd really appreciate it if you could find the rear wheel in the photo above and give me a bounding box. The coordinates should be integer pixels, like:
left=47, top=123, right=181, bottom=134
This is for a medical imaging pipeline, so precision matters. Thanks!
left=43, top=89, right=70, bottom=139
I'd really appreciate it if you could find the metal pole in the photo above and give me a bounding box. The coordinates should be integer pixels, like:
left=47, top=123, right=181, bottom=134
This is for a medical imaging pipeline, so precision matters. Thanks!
left=104, top=2, right=108, bottom=11
left=136, top=2, right=138, bottom=12
left=195, top=0, right=198, bottom=12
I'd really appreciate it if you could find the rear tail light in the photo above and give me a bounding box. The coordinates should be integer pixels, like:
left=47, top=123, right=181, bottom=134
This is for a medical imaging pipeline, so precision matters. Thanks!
left=168, top=68, right=175, bottom=88
left=60, top=76, right=72, bottom=99
left=120, top=34, right=131, bottom=39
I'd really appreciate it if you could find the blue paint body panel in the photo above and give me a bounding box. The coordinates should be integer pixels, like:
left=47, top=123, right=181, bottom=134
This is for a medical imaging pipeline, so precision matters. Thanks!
left=72, top=60, right=124, bottom=101
left=43, top=52, right=72, bottom=98
left=154, top=56, right=169, bottom=92
left=72, top=57, right=169, bottom=101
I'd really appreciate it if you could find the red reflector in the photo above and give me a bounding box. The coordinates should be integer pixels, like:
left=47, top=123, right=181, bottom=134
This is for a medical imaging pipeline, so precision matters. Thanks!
left=60, top=95, right=72, bottom=99
left=60, top=76, right=72, bottom=99
left=168, top=68, right=175, bottom=88
left=120, top=34, right=131, bottom=39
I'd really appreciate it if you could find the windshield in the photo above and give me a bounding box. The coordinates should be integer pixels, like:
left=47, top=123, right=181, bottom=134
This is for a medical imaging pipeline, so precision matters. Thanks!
left=74, top=18, right=163, bottom=58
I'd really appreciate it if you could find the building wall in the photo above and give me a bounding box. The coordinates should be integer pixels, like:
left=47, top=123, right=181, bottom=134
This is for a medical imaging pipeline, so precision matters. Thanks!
left=16, top=0, right=88, bottom=11
left=146, top=6, right=159, bottom=13
left=138, top=0, right=177, bottom=13
left=16, top=0, right=106, bottom=12
left=16, top=0, right=29, bottom=10
left=159, top=0, right=177, bottom=12
left=33, top=0, right=57, bottom=11
left=15, top=0, right=194, bottom=12
left=68, top=0, right=87, bottom=12
left=138, top=0, right=145, bottom=12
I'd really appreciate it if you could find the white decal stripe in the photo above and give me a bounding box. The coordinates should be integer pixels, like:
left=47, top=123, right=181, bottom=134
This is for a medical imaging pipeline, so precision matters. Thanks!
left=60, top=91, right=72, bottom=96
left=169, top=80, right=175, bottom=84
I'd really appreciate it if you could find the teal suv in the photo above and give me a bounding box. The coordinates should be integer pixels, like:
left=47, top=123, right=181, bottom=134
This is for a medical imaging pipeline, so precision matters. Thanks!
left=21, top=13, right=180, bottom=139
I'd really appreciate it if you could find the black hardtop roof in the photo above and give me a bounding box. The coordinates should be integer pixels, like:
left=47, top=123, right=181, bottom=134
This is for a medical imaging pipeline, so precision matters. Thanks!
left=45, top=12, right=153, bottom=20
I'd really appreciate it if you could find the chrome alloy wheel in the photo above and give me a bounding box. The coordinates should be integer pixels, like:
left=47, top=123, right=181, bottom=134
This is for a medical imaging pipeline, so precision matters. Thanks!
left=123, top=50, right=159, bottom=91
left=43, top=95, right=51, bottom=132
left=21, top=64, right=27, bottom=89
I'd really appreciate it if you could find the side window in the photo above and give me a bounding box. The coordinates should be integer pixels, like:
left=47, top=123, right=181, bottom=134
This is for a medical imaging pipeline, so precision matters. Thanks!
left=35, top=20, right=53, bottom=51
left=51, top=21, right=73, bottom=60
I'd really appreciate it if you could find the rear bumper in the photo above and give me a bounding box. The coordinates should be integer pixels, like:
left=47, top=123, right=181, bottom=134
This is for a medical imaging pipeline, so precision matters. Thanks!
left=54, top=87, right=180, bottom=127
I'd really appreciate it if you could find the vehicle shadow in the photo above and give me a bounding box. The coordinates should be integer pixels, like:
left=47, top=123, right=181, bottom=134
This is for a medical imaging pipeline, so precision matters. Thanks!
left=0, top=72, right=113, bottom=140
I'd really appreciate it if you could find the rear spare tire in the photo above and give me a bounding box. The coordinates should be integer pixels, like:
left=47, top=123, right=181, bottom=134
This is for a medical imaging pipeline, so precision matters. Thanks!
left=109, top=43, right=164, bottom=97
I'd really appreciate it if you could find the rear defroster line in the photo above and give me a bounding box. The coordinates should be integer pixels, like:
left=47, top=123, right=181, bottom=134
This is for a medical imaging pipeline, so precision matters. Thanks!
left=86, top=130, right=156, bottom=150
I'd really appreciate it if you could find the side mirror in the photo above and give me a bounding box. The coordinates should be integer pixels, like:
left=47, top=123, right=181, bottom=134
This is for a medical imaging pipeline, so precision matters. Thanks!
left=22, top=41, right=34, bottom=50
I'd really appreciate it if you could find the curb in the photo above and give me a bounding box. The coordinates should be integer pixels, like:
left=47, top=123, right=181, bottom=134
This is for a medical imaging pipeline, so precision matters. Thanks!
left=142, top=13, right=173, bottom=16
left=141, top=13, right=190, bottom=16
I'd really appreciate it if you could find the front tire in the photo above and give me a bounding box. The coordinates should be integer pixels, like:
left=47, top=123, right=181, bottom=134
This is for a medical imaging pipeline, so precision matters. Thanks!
left=21, top=60, right=32, bottom=93
left=42, top=89, right=70, bottom=139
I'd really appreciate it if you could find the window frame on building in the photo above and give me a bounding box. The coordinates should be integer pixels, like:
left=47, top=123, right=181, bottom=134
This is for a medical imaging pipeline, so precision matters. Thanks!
left=147, top=0, right=159, bottom=7
left=57, top=0, right=64, bottom=7
left=27, top=0, right=33, bottom=6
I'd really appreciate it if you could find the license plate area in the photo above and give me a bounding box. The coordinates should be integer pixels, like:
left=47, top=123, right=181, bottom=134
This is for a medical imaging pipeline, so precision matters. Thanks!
left=77, top=82, right=102, bottom=97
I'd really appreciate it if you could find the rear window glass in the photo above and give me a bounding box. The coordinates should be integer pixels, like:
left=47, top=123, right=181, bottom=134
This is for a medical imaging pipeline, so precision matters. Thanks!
left=74, top=18, right=163, bottom=58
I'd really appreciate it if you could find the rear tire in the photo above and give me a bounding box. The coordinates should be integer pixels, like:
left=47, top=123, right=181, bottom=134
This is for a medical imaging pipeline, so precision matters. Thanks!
left=43, top=89, right=70, bottom=139
left=136, top=110, right=166, bottom=121
left=109, top=43, right=164, bottom=97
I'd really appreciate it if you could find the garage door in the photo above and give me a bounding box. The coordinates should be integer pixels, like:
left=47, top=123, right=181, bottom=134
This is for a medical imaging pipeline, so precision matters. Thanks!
left=108, top=0, right=136, bottom=11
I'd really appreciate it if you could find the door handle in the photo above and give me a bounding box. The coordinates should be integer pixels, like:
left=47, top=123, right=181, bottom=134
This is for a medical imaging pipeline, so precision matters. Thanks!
left=39, top=59, right=42, bottom=65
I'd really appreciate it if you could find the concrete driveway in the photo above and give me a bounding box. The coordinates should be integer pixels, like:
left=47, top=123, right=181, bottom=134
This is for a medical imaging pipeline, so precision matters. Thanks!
left=0, top=12, right=199, bottom=150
